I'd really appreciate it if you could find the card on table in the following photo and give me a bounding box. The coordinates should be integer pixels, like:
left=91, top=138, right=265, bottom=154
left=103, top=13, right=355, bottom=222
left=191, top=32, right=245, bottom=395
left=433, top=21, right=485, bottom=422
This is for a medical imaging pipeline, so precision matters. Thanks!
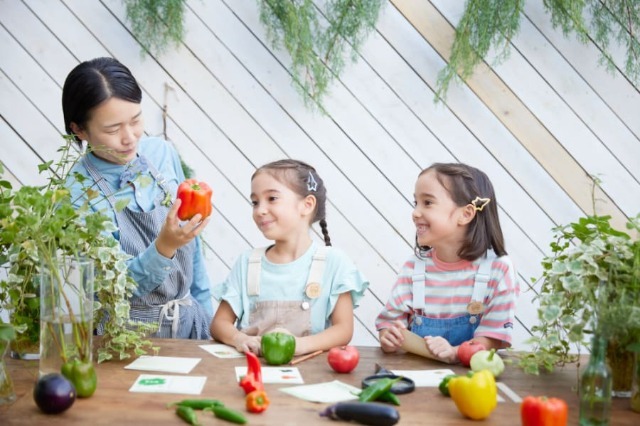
left=124, top=356, right=202, bottom=374
left=279, top=380, right=360, bottom=403
left=390, top=368, right=456, bottom=387
left=235, top=366, right=304, bottom=384
left=129, top=374, right=207, bottom=395
left=199, top=344, right=244, bottom=359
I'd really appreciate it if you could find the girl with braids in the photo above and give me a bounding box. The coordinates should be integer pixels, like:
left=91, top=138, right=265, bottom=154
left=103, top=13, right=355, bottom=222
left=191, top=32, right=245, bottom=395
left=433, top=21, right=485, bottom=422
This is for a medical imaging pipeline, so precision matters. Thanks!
left=210, top=160, right=369, bottom=355
left=376, top=163, right=518, bottom=364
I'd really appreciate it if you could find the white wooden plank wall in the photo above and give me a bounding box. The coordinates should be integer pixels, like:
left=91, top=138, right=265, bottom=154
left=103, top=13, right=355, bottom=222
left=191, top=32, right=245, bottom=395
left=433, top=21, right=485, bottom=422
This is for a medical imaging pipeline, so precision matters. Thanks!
left=1, top=0, right=638, bottom=349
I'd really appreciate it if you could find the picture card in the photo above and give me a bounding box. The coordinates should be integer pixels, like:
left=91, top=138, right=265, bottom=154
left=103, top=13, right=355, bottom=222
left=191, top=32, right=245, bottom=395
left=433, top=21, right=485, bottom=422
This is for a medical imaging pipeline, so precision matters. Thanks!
left=199, top=344, right=244, bottom=359
left=124, top=356, right=201, bottom=374
left=390, top=368, right=456, bottom=387
left=279, top=380, right=360, bottom=403
left=129, top=374, right=207, bottom=395
left=235, top=366, right=304, bottom=384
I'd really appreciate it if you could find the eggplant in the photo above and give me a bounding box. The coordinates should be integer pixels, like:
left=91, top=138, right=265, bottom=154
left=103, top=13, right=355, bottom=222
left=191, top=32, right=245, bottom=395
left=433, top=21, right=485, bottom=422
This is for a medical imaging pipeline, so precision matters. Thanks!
left=319, top=402, right=400, bottom=426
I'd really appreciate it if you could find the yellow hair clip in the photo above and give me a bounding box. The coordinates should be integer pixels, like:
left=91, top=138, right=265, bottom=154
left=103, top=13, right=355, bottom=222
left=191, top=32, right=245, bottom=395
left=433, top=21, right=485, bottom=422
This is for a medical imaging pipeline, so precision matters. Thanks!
left=471, top=197, right=491, bottom=212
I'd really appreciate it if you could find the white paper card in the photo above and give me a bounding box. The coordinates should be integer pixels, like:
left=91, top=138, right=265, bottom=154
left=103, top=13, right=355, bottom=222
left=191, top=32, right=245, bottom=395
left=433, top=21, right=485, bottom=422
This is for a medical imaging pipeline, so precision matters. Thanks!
left=129, top=374, right=206, bottom=395
left=199, top=344, right=244, bottom=359
left=235, top=366, right=304, bottom=384
left=124, top=356, right=201, bottom=374
left=391, top=369, right=456, bottom=387
left=279, top=380, right=360, bottom=403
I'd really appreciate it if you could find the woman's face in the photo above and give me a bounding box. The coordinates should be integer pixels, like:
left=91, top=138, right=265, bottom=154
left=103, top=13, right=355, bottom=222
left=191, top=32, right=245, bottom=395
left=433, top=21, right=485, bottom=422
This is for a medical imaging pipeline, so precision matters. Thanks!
left=72, top=97, right=144, bottom=164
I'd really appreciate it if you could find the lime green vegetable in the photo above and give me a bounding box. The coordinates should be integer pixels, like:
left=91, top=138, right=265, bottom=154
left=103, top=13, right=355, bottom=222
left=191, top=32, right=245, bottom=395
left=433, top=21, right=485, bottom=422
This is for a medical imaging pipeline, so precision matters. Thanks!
left=61, top=359, right=97, bottom=398
left=470, top=349, right=505, bottom=378
left=261, top=332, right=296, bottom=365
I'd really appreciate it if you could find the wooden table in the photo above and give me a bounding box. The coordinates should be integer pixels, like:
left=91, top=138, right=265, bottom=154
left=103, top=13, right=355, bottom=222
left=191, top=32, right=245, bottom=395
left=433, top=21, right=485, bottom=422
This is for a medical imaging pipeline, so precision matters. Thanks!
left=1, top=339, right=637, bottom=425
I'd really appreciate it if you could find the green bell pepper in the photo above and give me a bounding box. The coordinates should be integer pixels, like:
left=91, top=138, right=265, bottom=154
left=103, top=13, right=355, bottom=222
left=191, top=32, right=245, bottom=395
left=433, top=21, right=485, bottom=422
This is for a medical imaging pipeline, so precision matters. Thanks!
left=261, top=332, right=296, bottom=365
left=61, top=358, right=97, bottom=398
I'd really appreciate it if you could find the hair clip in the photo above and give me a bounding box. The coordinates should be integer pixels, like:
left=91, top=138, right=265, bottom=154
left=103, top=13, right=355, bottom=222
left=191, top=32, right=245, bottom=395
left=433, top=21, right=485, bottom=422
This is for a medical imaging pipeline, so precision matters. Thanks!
left=307, top=171, right=318, bottom=192
left=470, top=196, right=491, bottom=212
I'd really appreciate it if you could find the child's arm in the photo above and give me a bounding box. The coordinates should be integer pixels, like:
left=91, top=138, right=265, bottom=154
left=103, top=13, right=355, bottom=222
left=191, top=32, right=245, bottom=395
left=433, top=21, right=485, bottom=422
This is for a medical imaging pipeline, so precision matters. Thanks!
left=294, top=292, right=354, bottom=355
left=210, top=301, right=261, bottom=354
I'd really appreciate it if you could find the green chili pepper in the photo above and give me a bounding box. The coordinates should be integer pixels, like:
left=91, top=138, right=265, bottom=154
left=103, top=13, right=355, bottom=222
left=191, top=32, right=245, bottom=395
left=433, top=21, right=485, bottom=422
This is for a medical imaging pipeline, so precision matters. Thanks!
left=168, top=398, right=224, bottom=410
left=210, top=405, right=248, bottom=424
left=358, top=377, right=401, bottom=403
left=176, top=405, right=201, bottom=426
left=376, top=390, right=401, bottom=406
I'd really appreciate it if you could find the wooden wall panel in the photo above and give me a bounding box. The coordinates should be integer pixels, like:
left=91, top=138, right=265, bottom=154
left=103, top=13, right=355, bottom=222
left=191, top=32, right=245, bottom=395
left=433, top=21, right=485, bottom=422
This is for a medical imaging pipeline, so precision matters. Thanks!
left=1, top=0, right=638, bottom=349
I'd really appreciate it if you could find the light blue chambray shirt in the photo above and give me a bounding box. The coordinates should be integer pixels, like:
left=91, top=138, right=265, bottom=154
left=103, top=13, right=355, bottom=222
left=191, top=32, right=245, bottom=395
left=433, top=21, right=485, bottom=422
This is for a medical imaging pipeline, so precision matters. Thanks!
left=66, top=136, right=212, bottom=316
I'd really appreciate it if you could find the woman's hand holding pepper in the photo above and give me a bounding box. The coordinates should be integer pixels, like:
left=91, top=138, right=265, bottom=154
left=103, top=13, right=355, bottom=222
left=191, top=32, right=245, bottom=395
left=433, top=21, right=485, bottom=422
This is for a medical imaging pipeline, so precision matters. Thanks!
left=156, top=199, right=210, bottom=258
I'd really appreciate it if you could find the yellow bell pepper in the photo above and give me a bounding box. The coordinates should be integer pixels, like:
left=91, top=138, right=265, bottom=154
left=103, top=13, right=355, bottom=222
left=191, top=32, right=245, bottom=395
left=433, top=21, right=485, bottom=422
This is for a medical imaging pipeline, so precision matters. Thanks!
left=448, top=369, right=497, bottom=420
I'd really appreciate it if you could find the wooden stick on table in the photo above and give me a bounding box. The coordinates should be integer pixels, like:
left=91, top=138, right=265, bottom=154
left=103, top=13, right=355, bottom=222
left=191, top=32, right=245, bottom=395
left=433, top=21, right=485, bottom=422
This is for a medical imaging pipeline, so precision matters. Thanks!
left=290, top=350, right=323, bottom=365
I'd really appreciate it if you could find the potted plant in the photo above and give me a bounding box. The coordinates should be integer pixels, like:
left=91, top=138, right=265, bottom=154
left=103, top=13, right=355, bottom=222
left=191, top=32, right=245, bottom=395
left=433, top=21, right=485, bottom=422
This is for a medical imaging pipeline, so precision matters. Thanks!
left=0, top=137, right=156, bottom=365
left=0, top=321, right=18, bottom=404
left=519, top=205, right=640, bottom=397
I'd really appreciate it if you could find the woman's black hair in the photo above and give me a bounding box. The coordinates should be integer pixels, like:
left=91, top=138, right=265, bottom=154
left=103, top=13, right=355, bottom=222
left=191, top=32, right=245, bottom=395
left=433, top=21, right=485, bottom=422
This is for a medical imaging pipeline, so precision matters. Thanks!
left=252, top=159, right=332, bottom=246
left=415, top=163, right=506, bottom=260
left=62, top=57, right=142, bottom=145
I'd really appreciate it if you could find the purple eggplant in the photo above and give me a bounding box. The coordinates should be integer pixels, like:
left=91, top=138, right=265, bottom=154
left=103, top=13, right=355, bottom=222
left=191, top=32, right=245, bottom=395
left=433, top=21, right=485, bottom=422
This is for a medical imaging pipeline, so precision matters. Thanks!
left=320, top=402, right=400, bottom=426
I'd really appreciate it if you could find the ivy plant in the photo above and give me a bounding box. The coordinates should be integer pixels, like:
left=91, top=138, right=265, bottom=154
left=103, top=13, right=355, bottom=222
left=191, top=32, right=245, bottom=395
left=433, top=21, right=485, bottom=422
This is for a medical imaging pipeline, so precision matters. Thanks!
left=123, top=0, right=186, bottom=56
left=519, top=210, right=640, bottom=375
left=0, top=137, right=157, bottom=363
left=436, top=0, right=640, bottom=100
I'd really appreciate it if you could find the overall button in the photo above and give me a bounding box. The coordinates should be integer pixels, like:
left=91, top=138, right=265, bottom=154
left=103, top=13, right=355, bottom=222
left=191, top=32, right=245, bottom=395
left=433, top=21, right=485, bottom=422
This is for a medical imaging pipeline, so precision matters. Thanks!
left=301, top=301, right=310, bottom=310
left=414, top=317, right=422, bottom=326
left=469, top=316, right=477, bottom=324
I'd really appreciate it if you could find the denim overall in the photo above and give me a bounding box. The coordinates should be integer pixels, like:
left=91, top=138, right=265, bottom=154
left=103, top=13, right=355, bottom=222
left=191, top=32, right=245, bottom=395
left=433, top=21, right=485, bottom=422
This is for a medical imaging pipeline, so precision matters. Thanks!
left=409, top=251, right=495, bottom=346
left=242, top=245, right=328, bottom=337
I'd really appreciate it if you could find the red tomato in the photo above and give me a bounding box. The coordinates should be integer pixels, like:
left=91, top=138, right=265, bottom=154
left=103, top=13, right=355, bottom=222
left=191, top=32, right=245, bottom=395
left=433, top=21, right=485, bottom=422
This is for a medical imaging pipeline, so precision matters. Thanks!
left=457, top=340, right=487, bottom=367
left=327, top=346, right=360, bottom=373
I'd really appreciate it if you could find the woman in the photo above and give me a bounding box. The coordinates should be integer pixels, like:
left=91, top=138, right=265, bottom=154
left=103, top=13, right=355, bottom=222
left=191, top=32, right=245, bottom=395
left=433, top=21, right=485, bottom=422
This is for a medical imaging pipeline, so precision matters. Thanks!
left=63, top=57, right=213, bottom=339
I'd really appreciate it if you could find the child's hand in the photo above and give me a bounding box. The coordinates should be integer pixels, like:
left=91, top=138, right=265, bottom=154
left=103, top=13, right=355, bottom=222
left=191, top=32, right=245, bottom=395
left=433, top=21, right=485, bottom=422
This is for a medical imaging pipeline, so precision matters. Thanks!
left=233, top=334, right=262, bottom=355
left=379, top=320, right=406, bottom=353
left=424, top=336, right=458, bottom=364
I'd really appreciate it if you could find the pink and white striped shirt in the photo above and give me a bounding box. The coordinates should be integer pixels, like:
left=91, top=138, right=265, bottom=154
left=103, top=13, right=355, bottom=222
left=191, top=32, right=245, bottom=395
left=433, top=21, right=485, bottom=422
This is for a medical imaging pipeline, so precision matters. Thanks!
left=375, top=249, right=519, bottom=345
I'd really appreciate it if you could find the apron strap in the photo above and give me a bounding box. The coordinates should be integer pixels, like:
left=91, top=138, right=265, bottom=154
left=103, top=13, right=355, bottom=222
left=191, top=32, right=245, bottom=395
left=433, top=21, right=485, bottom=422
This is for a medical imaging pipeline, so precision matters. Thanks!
left=158, top=294, right=192, bottom=338
left=247, top=247, right=267, bottom=296
left=412, top=257, right=426, bottom=312
left=307, top=245, right=329, bottom=285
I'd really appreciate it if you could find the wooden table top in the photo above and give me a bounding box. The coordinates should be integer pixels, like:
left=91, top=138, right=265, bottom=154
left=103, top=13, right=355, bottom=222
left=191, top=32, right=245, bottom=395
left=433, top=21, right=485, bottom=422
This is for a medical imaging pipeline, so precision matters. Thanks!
left=1, top=339, right=637, bottom=425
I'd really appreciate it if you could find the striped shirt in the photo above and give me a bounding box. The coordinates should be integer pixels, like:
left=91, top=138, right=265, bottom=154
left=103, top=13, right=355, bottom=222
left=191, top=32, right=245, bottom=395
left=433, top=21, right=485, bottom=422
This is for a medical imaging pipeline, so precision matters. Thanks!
left=375, top=249, right=519, bottom=344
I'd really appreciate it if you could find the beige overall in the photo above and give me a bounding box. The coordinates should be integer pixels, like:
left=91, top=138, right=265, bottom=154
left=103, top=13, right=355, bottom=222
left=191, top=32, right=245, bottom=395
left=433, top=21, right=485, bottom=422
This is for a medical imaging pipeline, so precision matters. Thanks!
left=241, top=246, right=328, bottom=337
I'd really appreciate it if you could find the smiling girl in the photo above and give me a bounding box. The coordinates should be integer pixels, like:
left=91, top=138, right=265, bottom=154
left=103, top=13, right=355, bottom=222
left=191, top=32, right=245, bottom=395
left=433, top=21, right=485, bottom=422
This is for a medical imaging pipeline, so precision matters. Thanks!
left=63, top=57, right=213, bottom=339
left=376, top=163, right=519, bottom=364
left=210, top=159, right=369, bottom=355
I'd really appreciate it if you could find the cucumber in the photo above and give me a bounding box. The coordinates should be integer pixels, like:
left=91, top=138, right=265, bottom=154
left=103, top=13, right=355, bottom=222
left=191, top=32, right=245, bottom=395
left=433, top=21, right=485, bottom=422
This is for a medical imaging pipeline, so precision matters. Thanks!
left=319, top=402, right=400, bottom=426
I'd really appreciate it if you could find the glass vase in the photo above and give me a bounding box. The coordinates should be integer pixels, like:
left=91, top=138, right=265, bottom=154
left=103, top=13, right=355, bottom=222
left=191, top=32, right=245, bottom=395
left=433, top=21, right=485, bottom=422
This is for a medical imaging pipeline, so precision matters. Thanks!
left=0, top=339, right=17, bottom=405
left=39, top=255, right=94, bottom=377
left=631, top=353, right=640, bottom=413
left=606, top=340, right=634, bottom=398
left=579, top=335, right=612, bottom=426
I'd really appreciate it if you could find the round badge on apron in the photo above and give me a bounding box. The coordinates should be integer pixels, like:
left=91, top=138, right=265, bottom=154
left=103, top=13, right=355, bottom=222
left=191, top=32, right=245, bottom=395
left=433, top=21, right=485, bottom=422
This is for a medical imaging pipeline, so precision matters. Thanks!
left=305, top=282, right=321, bottom=299
left=467, top=301, right=484, bottom=315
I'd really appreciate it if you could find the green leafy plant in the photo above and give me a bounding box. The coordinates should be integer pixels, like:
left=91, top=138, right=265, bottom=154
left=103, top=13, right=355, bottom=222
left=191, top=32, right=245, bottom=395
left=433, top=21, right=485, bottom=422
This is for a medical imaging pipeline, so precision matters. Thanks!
left=258, top=0, right=385, bottom=108
left=123, top=0, right=186, bottom=56
left=519, top=209, right=640, bottom=375
left=0, top=137, right=157, bottom=363
left=437, top=0, right=640, bottom=100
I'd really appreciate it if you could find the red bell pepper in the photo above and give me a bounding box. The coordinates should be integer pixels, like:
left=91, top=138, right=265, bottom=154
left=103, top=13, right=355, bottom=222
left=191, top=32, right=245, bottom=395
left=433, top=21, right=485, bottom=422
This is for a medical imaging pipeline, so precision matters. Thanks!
left=246, top=389, right=270, bottom=413
left=176, top=179, right=213, bottom=221
left=239, top=351, right=263, bottom=395
left=521, top=395, right=568, bottom=426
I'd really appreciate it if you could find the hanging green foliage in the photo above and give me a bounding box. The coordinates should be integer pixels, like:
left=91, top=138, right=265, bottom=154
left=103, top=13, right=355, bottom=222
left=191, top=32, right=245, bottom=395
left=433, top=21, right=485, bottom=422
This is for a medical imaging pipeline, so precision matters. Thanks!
left=123, top=0, right=186, bottom=55
left=436, top=0, right=640, bottom=100
left=258, top=0, right=385, bottom=108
